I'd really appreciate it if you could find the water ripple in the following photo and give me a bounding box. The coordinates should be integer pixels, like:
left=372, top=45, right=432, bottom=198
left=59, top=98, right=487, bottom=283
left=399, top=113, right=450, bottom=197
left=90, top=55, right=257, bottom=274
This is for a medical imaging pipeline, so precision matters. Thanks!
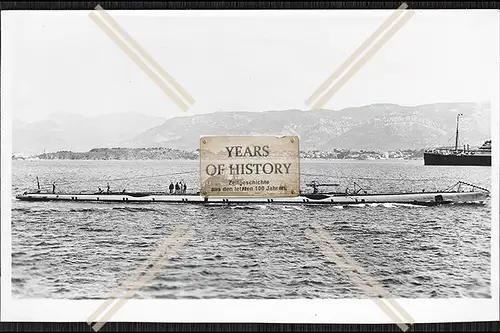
left=11, top=160, right=491, bottom=299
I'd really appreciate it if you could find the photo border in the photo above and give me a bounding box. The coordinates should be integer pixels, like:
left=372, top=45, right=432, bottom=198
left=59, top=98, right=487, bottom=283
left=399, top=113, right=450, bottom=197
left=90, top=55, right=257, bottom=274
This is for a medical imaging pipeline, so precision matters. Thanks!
left=1, top=1, right=499, bottom=330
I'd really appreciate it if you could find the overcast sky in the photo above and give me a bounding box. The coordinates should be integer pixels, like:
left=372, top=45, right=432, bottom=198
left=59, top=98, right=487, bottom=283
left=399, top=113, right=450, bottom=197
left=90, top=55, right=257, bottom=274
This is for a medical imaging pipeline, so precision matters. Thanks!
left=3, top=9, right=499, bottom=122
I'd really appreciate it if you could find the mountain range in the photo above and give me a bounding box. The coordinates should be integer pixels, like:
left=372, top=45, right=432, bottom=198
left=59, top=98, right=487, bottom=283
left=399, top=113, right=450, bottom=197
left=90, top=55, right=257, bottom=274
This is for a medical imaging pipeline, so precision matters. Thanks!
left=13, top=102, right=491, bottom=155
left=13, top=112, right=166, bottom=155
left=124, top=102, right=491, bottom=151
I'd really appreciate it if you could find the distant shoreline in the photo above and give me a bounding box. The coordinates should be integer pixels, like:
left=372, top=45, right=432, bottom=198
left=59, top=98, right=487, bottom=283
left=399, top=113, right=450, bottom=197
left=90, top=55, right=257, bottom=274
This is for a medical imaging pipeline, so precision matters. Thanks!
left=13, top=158, right=424, bottom=163
left=12, top=147, right=426, bottom=161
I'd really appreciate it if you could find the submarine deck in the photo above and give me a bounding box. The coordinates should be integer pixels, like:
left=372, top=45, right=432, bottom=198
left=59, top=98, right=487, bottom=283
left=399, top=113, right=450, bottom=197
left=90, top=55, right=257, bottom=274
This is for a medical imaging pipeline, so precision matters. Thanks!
left=15, top=190, right=488, bottom=206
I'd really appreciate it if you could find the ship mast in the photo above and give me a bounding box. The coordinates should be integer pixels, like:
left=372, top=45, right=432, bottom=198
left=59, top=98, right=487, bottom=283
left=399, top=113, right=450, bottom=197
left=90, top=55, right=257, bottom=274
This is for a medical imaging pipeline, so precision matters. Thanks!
left=455, top=113, right=463, bottom=152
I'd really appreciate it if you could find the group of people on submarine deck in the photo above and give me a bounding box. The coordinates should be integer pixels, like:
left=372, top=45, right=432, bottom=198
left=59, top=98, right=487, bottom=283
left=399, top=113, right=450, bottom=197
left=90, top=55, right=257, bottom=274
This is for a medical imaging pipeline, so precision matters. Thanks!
left=168, top=181, right=187, bottom=194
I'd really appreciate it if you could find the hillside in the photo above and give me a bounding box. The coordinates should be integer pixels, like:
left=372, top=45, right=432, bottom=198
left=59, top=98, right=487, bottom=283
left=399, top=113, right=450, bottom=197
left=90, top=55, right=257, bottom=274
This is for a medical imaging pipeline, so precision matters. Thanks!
left=13, top=112, right=166, bottom=155
left=13, top=103, right=492, bottom=154
left=123, top=103, right=491, bottom=151
left=31, top=147, right=198, bottom=160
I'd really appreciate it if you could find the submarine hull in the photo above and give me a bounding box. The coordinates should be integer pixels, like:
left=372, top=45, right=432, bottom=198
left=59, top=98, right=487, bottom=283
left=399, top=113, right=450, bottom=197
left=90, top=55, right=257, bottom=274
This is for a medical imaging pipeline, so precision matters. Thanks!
left=15, top=191, right=488, bottom=206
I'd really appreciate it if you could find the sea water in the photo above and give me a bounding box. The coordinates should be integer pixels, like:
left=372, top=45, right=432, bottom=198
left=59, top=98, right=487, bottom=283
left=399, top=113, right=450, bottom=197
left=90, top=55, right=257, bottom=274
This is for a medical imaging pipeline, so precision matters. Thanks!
left=10, top=159, right=492, bottom=299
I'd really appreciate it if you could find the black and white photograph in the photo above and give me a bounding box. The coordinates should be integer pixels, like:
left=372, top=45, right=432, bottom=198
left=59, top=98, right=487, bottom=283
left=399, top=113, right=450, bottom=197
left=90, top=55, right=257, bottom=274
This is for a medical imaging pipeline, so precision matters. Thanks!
left=1, top=6, right=499, bottom=326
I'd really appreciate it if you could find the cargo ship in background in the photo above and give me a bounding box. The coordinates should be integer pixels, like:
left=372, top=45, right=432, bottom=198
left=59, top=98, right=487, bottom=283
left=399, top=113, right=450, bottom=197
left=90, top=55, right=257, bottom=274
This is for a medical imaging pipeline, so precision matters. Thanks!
left=424, top=113, right=491, bottom=166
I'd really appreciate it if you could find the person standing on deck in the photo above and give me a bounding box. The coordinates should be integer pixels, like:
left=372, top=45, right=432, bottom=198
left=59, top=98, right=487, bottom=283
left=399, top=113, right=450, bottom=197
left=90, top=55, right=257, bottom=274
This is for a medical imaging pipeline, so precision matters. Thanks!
left=52, top=182, right=56, bottom=194
left=107, top=182, right=110, bottom=193
left=175, top=182, right=180, bottom=194
left=183, top=183, right=187, bottom=194
left=169, top=182, right=174, bottom=194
